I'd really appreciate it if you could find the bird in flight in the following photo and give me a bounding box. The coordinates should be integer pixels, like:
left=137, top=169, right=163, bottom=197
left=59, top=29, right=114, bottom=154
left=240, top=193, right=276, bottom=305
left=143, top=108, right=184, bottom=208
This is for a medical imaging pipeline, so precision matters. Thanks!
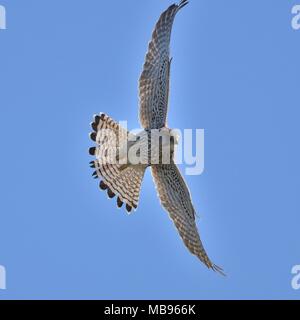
left=89, top=0, right=224, bottom=275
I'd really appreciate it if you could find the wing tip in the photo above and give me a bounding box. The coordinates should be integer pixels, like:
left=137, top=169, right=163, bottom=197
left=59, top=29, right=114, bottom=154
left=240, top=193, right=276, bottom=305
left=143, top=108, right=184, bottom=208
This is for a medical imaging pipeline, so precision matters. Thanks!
left=211, top=264, right=226, bottom=277
left=178, top=0, right=189, bottom=11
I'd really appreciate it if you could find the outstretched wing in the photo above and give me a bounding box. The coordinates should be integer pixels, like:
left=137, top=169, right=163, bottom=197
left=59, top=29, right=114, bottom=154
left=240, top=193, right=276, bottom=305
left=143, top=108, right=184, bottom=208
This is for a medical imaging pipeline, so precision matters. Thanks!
left=139, top=0, right=188, bottom=129
left=151, top=162, right=224, bottom=274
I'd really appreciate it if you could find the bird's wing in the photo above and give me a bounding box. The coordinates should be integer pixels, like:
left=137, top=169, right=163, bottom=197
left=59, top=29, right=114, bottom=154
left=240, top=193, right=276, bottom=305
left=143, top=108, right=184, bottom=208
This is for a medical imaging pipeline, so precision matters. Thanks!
left=151, top=162, right=224, bottom=274
left=139, top=0, right=188, bottom=129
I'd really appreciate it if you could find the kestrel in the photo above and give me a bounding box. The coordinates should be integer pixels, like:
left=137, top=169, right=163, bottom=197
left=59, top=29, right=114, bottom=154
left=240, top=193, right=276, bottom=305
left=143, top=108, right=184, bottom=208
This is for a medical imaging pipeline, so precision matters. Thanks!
left=89, top=0, right=224, bottom=275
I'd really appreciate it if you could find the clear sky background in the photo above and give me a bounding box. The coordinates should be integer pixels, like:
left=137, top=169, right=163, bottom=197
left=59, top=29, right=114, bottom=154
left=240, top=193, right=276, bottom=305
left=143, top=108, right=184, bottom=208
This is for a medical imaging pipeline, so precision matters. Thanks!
left=0, top=0, right=300, bottom=299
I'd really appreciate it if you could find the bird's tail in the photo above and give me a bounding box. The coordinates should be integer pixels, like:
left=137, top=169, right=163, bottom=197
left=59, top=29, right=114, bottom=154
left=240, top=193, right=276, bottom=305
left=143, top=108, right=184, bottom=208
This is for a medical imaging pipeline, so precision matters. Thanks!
left=89, top=113, right=147, bottom=213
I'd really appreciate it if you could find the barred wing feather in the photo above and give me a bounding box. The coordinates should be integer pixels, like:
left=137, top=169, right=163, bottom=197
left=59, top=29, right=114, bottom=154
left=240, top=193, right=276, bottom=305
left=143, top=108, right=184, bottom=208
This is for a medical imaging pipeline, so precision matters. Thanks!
left=139, top=0, right=189, bottom=129
left=151, top=162, right=224, bottom=275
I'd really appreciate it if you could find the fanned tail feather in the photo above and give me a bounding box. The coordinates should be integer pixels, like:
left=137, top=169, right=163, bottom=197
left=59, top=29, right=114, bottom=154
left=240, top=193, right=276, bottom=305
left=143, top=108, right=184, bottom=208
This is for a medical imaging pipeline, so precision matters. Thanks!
left=89, top=113, right=146, bottom=213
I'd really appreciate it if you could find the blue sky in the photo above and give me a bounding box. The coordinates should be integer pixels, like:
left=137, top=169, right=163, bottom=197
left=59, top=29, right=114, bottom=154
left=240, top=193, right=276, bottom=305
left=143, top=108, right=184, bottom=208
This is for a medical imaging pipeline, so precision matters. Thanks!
left=0, top=0, right=300, bottom=299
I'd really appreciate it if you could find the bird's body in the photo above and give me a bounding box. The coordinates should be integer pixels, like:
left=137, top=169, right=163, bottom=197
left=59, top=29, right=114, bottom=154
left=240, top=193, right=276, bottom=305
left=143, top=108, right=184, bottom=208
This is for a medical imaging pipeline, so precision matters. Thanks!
left=89, top=0, right=224, bottom=275
left=116, top=127, right=177, bottom=168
